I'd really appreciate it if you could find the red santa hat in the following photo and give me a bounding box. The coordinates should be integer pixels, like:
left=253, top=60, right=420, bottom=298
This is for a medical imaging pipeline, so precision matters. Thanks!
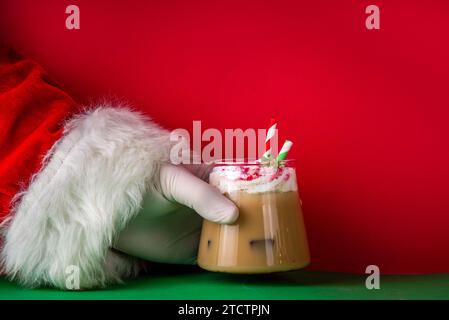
left=0, top=51, right=171, bottom=289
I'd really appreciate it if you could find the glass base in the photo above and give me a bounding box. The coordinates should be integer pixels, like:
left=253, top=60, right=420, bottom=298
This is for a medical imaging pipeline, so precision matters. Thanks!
left=198, top=260, right=310, bottom=274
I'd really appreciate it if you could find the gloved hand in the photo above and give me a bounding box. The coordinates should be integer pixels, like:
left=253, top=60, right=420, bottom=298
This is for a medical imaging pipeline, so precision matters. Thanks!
left=113, top=163, right=239, bottom=264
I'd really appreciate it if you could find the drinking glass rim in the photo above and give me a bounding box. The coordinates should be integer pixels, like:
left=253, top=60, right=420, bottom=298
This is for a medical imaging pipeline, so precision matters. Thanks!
left=213, top=159, right=295, bottom=166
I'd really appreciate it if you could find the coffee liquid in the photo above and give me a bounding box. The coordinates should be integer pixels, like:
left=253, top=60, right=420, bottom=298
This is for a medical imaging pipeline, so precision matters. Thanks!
left=198, top=190, right=310, bottom=273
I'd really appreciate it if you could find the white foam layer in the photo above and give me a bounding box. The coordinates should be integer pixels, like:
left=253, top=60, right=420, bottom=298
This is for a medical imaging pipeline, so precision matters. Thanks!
left=209, top=165, right=297, bottom=194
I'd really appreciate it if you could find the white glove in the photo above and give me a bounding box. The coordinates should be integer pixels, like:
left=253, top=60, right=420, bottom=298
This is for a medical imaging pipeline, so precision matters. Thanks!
left=113, top=163, right=239, bottom=264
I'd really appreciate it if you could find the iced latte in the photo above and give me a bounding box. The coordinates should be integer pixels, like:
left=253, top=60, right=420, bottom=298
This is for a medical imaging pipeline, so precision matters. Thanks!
left=198, top=161, right=310, bottom=273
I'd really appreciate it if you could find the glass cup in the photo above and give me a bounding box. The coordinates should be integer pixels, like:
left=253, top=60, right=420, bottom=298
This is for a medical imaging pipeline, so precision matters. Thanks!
left=197, top=160, right=310, bottom=273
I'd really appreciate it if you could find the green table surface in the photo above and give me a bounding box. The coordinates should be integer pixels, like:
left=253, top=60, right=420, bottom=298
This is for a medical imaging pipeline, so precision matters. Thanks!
left=1, top=265, right=448, bottom=300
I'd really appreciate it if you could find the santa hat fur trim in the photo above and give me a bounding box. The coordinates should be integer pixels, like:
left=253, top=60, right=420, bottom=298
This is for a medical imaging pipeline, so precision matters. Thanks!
left=0, top=105, right=171, bottom=289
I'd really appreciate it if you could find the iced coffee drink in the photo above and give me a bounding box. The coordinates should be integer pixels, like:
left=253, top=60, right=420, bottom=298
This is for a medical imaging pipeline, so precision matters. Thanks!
left=197, top=161, right=310, bottom=273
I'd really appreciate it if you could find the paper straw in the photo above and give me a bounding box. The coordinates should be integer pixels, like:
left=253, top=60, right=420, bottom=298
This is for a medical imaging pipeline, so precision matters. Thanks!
left=276, top=140, right=293, bottom=161
left=261, top=118, right=277, bottom=159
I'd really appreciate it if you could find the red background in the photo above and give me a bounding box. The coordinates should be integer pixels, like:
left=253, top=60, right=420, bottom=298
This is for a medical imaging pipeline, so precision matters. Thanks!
left=1, top=0, right=448, bottom=274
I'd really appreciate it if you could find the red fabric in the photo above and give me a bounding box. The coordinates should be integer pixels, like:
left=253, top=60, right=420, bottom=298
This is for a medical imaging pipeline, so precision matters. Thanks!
left=0, top=51, right=79, bottom=222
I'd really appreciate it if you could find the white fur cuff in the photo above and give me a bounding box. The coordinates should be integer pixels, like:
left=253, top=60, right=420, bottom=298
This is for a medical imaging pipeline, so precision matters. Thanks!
left=0, top=105, right=171, bottom=289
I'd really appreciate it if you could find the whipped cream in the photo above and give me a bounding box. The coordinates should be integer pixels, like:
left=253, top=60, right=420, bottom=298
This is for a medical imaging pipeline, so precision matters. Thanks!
left=209, top=165, right=297, bottom=194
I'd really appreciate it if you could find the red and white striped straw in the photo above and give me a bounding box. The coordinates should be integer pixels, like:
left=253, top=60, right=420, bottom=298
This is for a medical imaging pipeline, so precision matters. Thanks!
left=262, top=118, right=277, bottom=159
